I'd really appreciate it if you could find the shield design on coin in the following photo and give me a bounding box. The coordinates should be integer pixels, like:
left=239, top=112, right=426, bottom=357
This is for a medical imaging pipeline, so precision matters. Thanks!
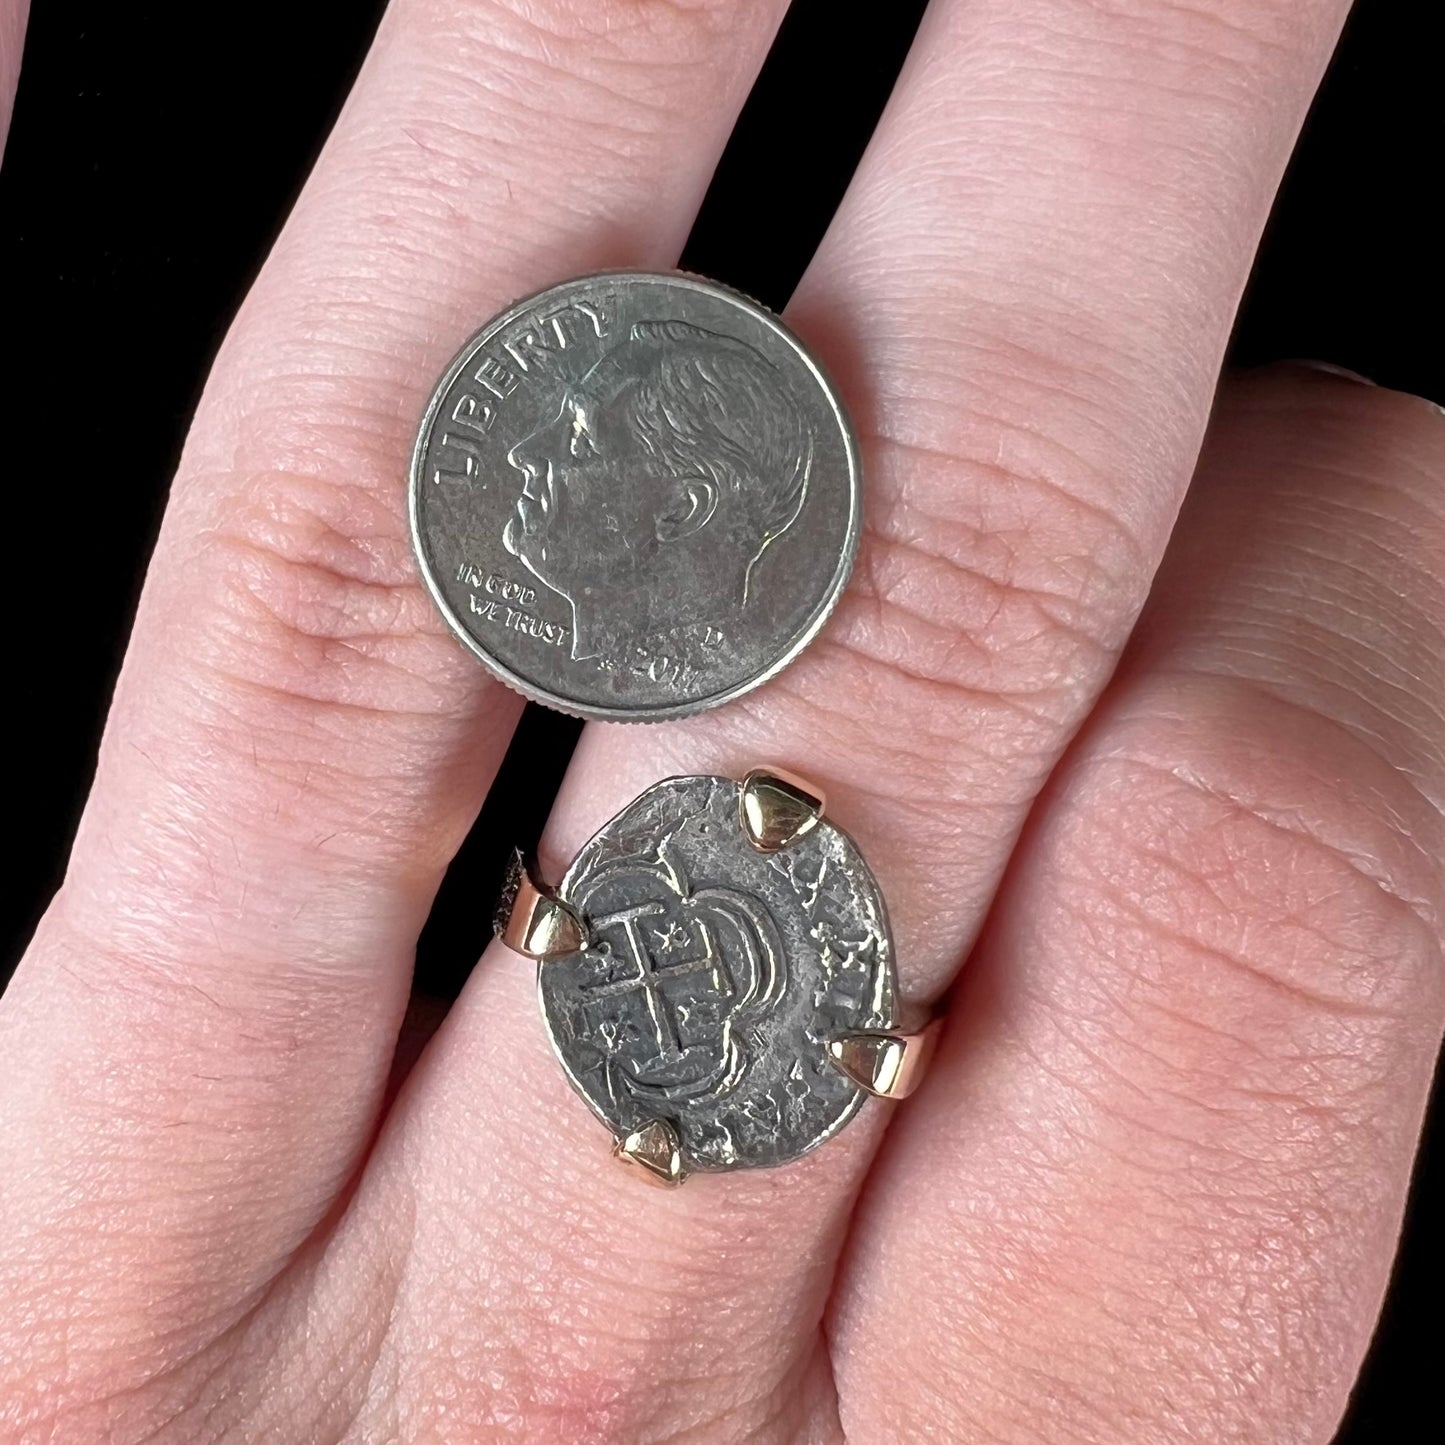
left=538, top=775, right=897, bottom=1171
left=567, top=847, right=788, bottom=1104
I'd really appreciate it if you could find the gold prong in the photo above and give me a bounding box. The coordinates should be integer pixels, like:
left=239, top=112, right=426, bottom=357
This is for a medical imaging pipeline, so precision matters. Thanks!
left=738, top=768, right=826, bottom=853
left=613, top=1119, right=687, bottom=1188
left=495, top=849, right=587, bottom=960
left=826, top=1021, right=941, bottom=1099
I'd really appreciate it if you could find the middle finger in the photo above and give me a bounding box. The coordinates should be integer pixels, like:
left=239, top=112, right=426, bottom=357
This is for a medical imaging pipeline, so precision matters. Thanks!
left=362, top=0, right=1350, bottom=1435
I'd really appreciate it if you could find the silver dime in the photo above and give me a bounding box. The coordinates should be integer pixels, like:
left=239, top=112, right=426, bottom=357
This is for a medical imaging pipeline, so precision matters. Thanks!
left=538, top=775, right=897, bottom=1171
left=409, top=272, right=860, bottom=721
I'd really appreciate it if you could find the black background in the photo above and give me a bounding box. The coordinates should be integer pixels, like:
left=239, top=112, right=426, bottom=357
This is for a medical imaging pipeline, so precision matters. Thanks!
left=0, top=1, right=1439, bottom=1438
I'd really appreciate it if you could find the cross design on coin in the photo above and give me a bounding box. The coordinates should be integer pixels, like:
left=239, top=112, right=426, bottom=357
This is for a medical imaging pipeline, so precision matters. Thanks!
left=582, top=903, right=733, bottom=1065
left=505, top=773, right=941, bottom=1182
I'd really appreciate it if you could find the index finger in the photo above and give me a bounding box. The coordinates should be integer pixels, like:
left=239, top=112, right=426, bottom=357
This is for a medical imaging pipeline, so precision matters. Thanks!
left=0, top=0, right=790, bottom=1409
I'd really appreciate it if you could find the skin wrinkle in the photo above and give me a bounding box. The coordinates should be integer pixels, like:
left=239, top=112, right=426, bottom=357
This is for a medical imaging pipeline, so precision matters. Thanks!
left=15, top=1, right=1442, bottom=1441
left=236, top=1227, right=413, bottom=1444
left=851, top=150, right=1236, bottom=334
left=853, top=1154, right=1349, bottom=1445
left=348, top=995, right=869, bottom=1439
left=769, top=385, right=1146, bottom=722
left=401, top=1, right=764, bottom=134
left=59, top=773, right=433, bottom=966
left=753, top=645, right=1054, bottom=770
left=204, top=570, right=434, bottom=668
left=472, top=0, right=760, bottom=49
left=1052, top=1000, right=1394, bottom=1185
left=1212, top=586, right=1427, bottom=682
left=1034, top=965, right=1358, bottom=1132
left=193, top=597, right=454, bottom=718
left=824, top=318, right=1190, bottom=563
left=1135, top=380, right=1445, bottom=774
left=1275, top=473, right=1445, bottom=538
left=1089, top=691, right=1431, bottom=865
left=870, top=443, right=1152, bottom=585
left=42, top=930, right=386, bottom=1064
left=2, top=0, right=797, bottom=1423
left=1213, top=522, right=1442, bottom=649
left=812, top=616, right=1096, bottom=717
left=852, top=504, right=1139, bottom=658
left=1205, top=611, right=1445, bottom=784
left=4, top=1245, right=274, bottom=1443
left=102, top=1226, right=382, bottom=1443
left=1076, top=802, right=1432, bottom=1016
left=854, top=509, right=1118, bottom=632
left=1000, top=982, right=1383, bottom=1185
left=851, top=298, right=1177, bottom=468
left=1105, top=684, right=1445, bottom=931
left=828, top=383, right=1440, bottom=1444
left=1201, top=627, right=1445, bottom=786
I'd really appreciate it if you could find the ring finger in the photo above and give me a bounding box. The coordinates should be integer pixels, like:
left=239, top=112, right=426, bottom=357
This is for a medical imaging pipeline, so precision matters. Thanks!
left=830, top=368, right=1445, bottom=1442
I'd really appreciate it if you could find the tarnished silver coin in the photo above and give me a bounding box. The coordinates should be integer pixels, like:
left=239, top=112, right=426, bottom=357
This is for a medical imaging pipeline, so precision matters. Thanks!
left=538, top=774, right=896, bottom=1173
left=410, top=272, right=860, bottom=721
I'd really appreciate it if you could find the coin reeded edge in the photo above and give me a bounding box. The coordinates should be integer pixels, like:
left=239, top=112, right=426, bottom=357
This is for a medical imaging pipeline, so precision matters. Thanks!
left=406, top=268, right=863, bottom=723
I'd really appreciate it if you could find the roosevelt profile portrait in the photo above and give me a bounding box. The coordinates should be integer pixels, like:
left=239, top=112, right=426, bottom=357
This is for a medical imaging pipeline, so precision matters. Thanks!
left=501, top=319, right=815, bottom=664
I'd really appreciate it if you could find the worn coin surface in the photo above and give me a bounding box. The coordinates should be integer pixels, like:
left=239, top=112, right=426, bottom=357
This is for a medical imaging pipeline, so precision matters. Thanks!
left=539, top=775, right=897, bottom=1171
left=410, top=272, right=860, bottom=721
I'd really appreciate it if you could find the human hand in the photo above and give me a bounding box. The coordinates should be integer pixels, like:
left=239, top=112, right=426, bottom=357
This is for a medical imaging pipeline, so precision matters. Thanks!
left=2, top=1, right=1440, bottom=1441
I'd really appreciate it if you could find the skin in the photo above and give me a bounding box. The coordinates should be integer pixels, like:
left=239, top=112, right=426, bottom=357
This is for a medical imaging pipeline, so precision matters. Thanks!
left=0, top=0, right=25, bottom=163
left=0, top=1, right=1440, bottom=1441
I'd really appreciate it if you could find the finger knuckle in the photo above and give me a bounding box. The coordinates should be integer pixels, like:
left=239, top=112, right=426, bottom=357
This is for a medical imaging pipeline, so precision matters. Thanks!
left=188, top=427, right=457, bottom=719
left=1061, top=674, right=1445, bottom=1060
left=1197, top=366, right=1445, bottom=812
left=740, top=409, right=1150, bottom=830
left=117, top=423, right=480, bottom=879
left=418, top=0, right=771, bottom=136
left=475, top=0, right=766, bottom=48
left=844, top=422, right=1144, bottom=686
left=952, top=674, right=1444, bottom=1441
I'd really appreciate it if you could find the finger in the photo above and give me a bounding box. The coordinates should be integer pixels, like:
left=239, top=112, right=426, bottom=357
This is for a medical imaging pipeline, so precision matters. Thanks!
left=832, top=368, right=1445, bottom=1442
left=0, top=0, right=27, bottom=160
left=560, top=0, right=1353, bottom=982
left=0, top=0, right=787, bottom=1404
left=352, top=1, right=1350, bottom=1435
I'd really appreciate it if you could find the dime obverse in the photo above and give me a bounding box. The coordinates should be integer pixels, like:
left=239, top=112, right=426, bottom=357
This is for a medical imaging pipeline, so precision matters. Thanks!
left=410, top=272, right=860, bottom=721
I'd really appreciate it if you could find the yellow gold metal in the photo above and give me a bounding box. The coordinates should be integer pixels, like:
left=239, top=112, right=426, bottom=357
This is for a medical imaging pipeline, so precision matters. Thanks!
left=826, top=1020, right=941, bottom=1099
left=496, top=849, right=587, bottom=960
left=738, top=767, right=826, bottom=853
left=613, top=1118, right=687, bottom=1188
left=497, top=771, right=932, bottom=1182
